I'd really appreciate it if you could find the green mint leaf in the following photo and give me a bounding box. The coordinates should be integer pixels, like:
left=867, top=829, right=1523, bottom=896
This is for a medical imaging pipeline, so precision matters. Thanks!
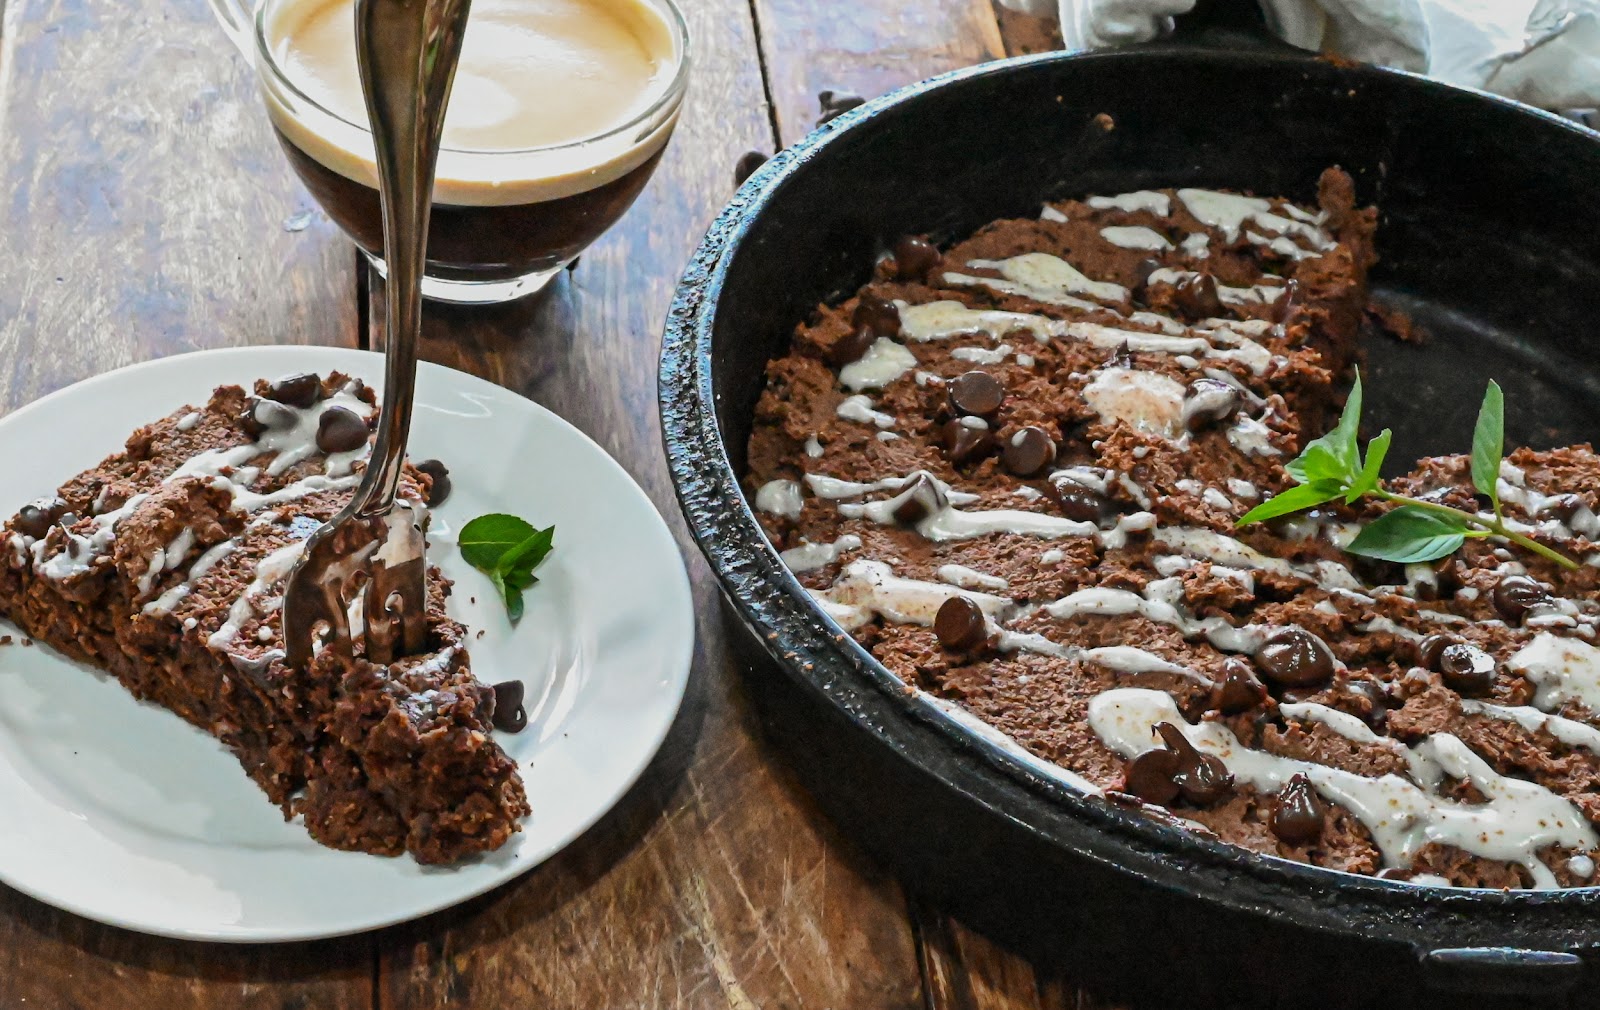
left=1285, top=371, right=1364, bottom=485
left=1347, top=505, right=1468, bottom=563
left=1237, top=479, right=1346, bottom=526
left=1470, top=379, right=1505, bottom=515
left=1345, top=428, right=1392, bottom=503
left=497, top=527, right=554, bottom=591
left=459, top=513, right=556, bottom=623
left=459, top=514, right=539, bottom=571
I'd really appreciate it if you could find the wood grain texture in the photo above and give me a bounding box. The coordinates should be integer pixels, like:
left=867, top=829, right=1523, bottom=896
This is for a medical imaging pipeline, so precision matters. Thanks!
left=0, top=0, right=358, bottom=416
left=0, top=0, right=364, bottom=1007
left=750, top=0, right=1005, bottom=146
left=369, top=0, right=924, bottom=1006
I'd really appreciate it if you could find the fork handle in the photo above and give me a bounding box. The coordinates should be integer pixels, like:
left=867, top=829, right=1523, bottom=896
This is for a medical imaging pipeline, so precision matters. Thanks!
left=354, top=0, right=473, bottom=512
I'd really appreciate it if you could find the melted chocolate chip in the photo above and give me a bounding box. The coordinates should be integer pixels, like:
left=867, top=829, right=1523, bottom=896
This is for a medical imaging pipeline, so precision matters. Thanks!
left=1130, top=258, right=1162, bottom=306
left=734, top=150, right=768, bottom=187
left=892, top=236, right=940, bottom=282
left=14, top=497, right=68, bottom=539
left=240, top=397, right=295, bottom=438
left=1107, top=339, right=1136, bottom=370
left=1414, top=633, right=1453, bottom=670
left=1002, top=426, right=1056, bottom=477
left=316, top=406, right=369, bottom=454
left=941, top=418, right=995, bottom=465
left=491, top=680, right=528, bottom=733
left=1123, top=748, right=1182, bottom=805
left=1438, top=642, right=1496, bottom=696
left=1254, top=627, right=1335, bottom=688
left=889, top=472, right=946, bottom=524
left=829, top=326, right=877, bottom=366
left=1181, top=377, right=1241, bottom=432
left=948, top=371, right=1005, bottom=418
left=1493, top=575, right=1552, bottom=624
left=1042, top=482, right=1106, bottom=524
left=414, top=459, right=451, bottom=506
left=934, top=596, right=988, bottom=651
left=1270, top=772, right=1324, bottom=845
left=852, top=293, right=902, bottom=338
left=266, top=372, right=323, bottom=408
left=1173, top=272, right=1223, bottom=318
left=1155, top=722, right=1233, bottom=806
left=1212, top=658, right=1267, bottom=714
left=1345, top=679, right=1390, bottom=729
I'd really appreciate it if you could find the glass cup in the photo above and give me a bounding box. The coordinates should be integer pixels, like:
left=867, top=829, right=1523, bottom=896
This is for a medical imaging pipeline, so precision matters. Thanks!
left=208, top=0, right=690, bottom=304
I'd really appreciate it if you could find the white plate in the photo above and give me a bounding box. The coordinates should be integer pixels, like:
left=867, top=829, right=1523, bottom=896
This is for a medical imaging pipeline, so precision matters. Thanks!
left=0, top=347, right=694, bottom=942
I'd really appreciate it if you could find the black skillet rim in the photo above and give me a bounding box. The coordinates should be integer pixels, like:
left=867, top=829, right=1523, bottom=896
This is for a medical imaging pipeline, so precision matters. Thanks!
left=659, top=44, right=1600, bottom=953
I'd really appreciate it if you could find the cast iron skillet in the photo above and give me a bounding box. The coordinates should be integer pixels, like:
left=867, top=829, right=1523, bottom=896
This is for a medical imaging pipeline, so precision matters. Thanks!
left=660, top=20, right=1600, bottom=1007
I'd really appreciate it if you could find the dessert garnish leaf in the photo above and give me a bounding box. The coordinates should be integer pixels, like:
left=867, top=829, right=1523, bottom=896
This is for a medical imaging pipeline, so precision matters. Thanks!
left=1239, top=371, right=1576, bottom=570
left=1470, top=379, right=1504, bottom=519
left=459, top=513, right=556, bottom=622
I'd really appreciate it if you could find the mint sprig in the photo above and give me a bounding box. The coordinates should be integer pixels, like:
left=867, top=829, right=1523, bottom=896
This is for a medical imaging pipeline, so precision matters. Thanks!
left=1238, top=373, right=1576, bottom=570
left=459, top=513, right=556, bottom=622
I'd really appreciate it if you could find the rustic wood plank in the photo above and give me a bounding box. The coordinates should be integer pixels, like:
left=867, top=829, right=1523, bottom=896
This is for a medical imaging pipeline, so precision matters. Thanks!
left=0, top=0, right=359, bottom=414
left=370, top=0, right=925, bottom=1006
left=750, top=0, right=1005, bottom=147
left=0, top=0, right=366, bottom=1007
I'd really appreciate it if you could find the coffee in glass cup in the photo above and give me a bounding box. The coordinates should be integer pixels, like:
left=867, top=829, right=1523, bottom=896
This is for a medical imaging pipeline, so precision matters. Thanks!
left=211, top=0, right=690, bottom=303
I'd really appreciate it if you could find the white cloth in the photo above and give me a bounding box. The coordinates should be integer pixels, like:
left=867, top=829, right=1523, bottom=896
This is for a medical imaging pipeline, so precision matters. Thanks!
left=997, top=0, right=1600, bottom=109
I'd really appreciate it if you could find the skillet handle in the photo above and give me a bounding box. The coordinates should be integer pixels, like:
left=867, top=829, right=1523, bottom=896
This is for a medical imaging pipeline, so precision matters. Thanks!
left=1165, top=0, right=1303, bottom=54
left=1419, top=947, right=1585, bottom=996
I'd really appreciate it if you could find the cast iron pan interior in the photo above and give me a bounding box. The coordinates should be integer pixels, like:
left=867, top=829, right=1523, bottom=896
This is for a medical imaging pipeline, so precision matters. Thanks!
left=660, top=44, right=1600, bottom=1001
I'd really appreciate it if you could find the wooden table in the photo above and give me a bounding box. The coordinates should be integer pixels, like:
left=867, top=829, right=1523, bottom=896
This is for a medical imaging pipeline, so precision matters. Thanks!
left=0, top=0, right=1124, bottom=1006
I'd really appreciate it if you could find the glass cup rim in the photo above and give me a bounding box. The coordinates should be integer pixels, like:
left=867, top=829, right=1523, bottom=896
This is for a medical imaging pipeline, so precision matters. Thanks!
left=252, top=0, right=692, bottom=157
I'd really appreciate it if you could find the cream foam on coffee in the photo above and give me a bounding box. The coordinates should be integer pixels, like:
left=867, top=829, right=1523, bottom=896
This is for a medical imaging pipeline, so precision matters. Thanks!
left=261, top=0, right=682, bottom=205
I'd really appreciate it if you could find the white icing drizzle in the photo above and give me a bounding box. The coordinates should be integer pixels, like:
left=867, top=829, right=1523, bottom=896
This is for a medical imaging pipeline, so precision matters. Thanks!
left=1507, top=632, right=1600, bottom=714
left=754, top=479, right=803, bottom=519
left=839, top=337, right=916, bottom=391
left=1082, top=367, right=1186, bottom=439
left=1227, top=478, right=1258, bottom=499
left=835, top=394, right=896, bottom=429
left=175, top=411, right=201, bottom=431
left=1089, top=689, right=1598, bottom=888
left=1180, top=232, right=1211, bottom=259
left=134, top=527, right=197, bottom=596
left=1147, top=267, right=1286, bottom=307
left=937, top=564, right=1009, bottom=590
left=951, top=343, right=1013, bottom=365
left=1176, top=188, right=1336, bottom=254
left=1041, top=579, right=1269, bottom=655
left=1040, top=548, right=1065, bottom=564
left=1100, top=226, right=1172, bottom=251
left=876, top=431, right=900, bottom=442
left=897, top=301, right=1064, bottom=343
left=780, top=534, right=862, bottom=573
left=947, top=253, right=1128, bottom=305
left=206, top=540, right=306, bottom=649
left=1087, top=191, right=1170, bottom=216
left=142, top=539, right=240, bottom=615
left=1226, top=414, right=1283, bottom=457
left=1039, top=205, right=1069, bottom=222
left=804, top=435, right=824, bottom=459
left=809, top=559, right=1009, bottom=630
left=1461, top=699, right=1600, bottom=755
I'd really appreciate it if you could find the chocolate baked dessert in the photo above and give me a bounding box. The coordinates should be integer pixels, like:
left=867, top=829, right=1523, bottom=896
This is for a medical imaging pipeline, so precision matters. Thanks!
left=746, top=168, right=1600, bottom=889
left=0, top=373, right=528, bottom=864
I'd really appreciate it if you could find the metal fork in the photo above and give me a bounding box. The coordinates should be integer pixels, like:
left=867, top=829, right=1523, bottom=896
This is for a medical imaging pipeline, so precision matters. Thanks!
left=282, top=0, right=473, bottom=669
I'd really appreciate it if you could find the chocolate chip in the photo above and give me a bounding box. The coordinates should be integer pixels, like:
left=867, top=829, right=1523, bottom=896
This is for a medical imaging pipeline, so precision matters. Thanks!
left=1181, top=377, right=1241, bottom=432
left=1346, top=679, right=1390, bottom=729
left=829, top=326, right=877, bottom=366
left=816, top=89, right=865, bottom=125
left=265, top=372, right=324, bottom=408
left=934, top=596, right=987, bottom=650
left=892, top=236, right=940, bottom=282
left=1415, top=633, right=1453, bottom=670
left=1155, top=722, right=1233, bottom=806
left=1042, top=482, right=1106, bottom=524
left=1107, top=339, right=1136, bottom=370
left=1003, top=426, right=1056, bottom=477
left=1254, top=627, right=1335, bottom=688
left=852, top=293, right=902, bottom=338
left=941, top=418, right=995, bottom=465
left=1173, top=272, right=1223, bottom=318
left=490, top=679, right=527, bottom=733
left=1270, top=773, right=1324, bottom=845
left=888, top=472, right=946, bottom=524
left=1538, top=493, right=1586, bottom=523
left=414, top=459, right=451, bottom=507
left=1131, top=258, right=1162, bottom=306
left=1438, top=642, right=1496, bottom=696
left=316, top=405, right=369, bottom=454
left=1493, top=575, right=1552, bottom=624
left=14, top=496, right=68, bottom=539
left=948, top=370, right=1004, bottom=418
left=734, top=150, right=768, bottom=187
left=1123, top=748, right=1182, bottom=805
left=1213, top=657, right=1267, bottom=713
